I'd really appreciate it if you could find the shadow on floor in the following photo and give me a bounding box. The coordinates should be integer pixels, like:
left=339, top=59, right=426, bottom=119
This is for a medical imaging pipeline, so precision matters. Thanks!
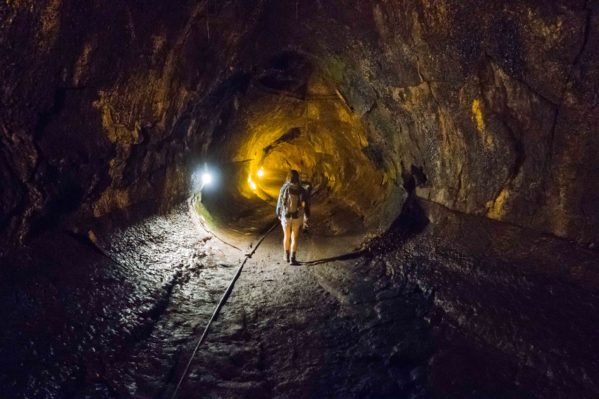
left=298, top=249, right=366, bottom=266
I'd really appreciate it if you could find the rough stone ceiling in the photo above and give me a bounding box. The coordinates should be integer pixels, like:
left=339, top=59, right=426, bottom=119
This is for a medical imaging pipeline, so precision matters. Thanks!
left=195, top=0, right=599, bottom=243
left=201, top=51, right=390, bottom=236
left=0, top=0, right=598, bottom=249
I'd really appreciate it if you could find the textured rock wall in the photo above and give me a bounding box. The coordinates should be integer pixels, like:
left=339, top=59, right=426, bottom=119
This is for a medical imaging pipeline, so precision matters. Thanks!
left=0, top=0, right=265, bottom=250
left=267, top=0, right=598, bottom=244
left=211, top=61, right=393, bottom=235
left=1, top=0, right=597, bottom=250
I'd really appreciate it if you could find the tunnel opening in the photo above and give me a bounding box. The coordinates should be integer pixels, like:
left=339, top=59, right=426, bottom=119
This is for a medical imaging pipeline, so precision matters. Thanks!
left=2, top=2, right=599, bottom=398
left=195, top=52, right=398, bottom=239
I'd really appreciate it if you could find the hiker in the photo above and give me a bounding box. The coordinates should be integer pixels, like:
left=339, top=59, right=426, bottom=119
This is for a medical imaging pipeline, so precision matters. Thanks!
left=276, top=170, right=311, bottom=265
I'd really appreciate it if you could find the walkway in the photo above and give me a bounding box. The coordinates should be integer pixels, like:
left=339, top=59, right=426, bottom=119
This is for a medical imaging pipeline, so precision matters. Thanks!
left=2, top=201, right=598, bottom=398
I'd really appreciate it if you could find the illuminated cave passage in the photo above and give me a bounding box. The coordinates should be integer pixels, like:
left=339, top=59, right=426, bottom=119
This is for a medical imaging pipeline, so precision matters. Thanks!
left=199, top=52, right=394, bottom=236
left=1, top=1, right=599, bottom=399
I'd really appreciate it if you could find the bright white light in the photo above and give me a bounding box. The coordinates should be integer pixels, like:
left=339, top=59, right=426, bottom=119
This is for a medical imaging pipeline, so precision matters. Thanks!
left=257, top=167, right=264, bottom=178
left=202, top=172, right=212, bottom=185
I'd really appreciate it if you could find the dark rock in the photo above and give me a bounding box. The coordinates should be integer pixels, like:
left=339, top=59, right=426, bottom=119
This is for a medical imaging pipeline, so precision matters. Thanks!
left=1, top=2, right=598, bottom=399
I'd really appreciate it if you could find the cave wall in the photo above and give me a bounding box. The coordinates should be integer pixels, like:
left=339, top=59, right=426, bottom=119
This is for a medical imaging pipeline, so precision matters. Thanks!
left=211, top=62, right=393, bottom=235
left=1, top=0, right=598, bottom=251
left=0, top=0, right=266, bottom=250
left=265, top=0, right=599, bottom=244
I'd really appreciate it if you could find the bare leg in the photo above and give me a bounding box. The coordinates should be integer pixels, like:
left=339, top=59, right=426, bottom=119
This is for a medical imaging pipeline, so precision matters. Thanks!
left=283, top=221, right=291, bottom=252
left=290, top=218, right=301, bottom=253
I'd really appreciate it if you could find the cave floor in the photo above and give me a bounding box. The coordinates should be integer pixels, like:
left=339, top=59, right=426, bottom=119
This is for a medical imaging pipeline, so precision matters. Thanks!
left=2, top=203, right=599, bottom=399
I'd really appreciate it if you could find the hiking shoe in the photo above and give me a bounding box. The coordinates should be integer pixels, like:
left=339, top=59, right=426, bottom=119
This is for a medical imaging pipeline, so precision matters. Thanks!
left=290, top=254, right=298, bottom=265
left=285, top=251, right=290, bottom=263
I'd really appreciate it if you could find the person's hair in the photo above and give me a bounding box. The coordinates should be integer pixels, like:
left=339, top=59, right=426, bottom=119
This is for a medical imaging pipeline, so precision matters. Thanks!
left=287, top=170, right=300, bottom=185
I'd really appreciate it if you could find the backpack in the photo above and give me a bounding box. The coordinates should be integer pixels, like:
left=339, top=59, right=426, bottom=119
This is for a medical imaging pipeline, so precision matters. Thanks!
left=284, top=184, right=302, bottom=218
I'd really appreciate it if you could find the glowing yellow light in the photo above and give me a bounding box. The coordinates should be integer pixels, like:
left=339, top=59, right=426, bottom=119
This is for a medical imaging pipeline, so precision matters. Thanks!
left=248, top=176, right=257, bottom=190
left=257, top=167, right=264, bottom=178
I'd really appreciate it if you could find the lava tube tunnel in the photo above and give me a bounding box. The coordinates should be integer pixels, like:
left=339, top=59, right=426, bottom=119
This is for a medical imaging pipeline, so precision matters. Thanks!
left=197, top=53, right=397, bottom=238
left=1, top=1, right=599, bottom=399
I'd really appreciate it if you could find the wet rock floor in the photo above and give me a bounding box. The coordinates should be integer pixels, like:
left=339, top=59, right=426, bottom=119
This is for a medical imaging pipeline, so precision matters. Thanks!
left=1, top=202, right=598, bottom=398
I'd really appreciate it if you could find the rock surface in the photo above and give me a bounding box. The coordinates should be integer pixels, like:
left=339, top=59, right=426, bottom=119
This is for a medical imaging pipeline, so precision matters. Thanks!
left=2, top=203, right=598, bottom=398
left=1, top=3, right=599, bottom=398
left=2, top=0, right=598, bottom=251
left=0, top=205, right=248, bottom=398
left=275, top=0, right=599, bottom=244
left=0, top=0, right=267, bottom=249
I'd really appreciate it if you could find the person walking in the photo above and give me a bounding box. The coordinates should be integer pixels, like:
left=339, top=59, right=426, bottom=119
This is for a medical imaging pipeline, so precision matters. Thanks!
left=276, top=170, right=310, bottom=265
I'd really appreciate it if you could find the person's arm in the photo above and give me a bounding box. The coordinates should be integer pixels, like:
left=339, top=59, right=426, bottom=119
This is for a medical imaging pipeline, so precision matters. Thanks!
left=275, top=184, right=286, bottom=219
